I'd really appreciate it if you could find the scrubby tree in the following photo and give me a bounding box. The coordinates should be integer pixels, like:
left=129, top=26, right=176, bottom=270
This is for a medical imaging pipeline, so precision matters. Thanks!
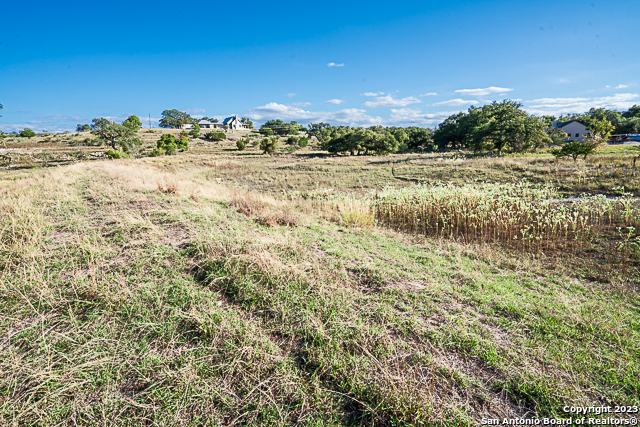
left=240, top=117, right=254, bottom=129
left=236, top=138, right=247, bottom=151
left=189, top=124, right=201, bottom=138
left=261, top=119, right=303, bottom=136
left=204, top=131, right=225, bottom=141
left=20, top=128, right=36, bottom=138
left=91, top=119, right=141, bottom=151
left=260, top=137, right=278, bottom=154
left=589, top=116, right=614, bottom=139
left=91, top=117, right=110, bottom=131
left=298, top=137, right=308, bottom=148
left=76, top=124, right=91, bottom=133
left=307, top=123, right=333, bottom=144
left=159, top=110, right=194, bottom=128
left=259, top=127, right=274, bottom=136
left=546, top=127, right=568, bottom=145
left=123, top=115, right=142, bottom=131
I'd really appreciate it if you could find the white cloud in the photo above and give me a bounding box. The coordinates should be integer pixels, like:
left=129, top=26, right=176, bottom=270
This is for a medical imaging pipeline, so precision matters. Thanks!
left=244, top=102, right=383, bottom=126
left=362, top=92, right=382, bottom=97
left=325, top=99, right=345, bottom=105
left=389, top=108, right=460, bottom=127
left=363, top=94, right=421, bottom=108
left=420, top=92, right=438, bottom=97
left=37, top=114, right=88, bottom=122
left=525, top=93, right=640, bottom=115
left=616, top=84, right=629, bottom=89
left=454, top=86, right=513, bottom=96
left=432, top=98, right=478, bottom=106
left=287, top=93, right=296, bottom=98
left=291, top=102, right=312, bottom=107
left=558, top=78, right=571, bottom=83
left=184, top=108, right=206, bottom=114
left=327, top=62, right=344, bottom=67
left=605, top=85, right=611, bottom=88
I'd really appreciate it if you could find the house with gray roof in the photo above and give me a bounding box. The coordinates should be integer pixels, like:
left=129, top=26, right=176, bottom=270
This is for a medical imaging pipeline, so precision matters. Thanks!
left=554, top=120, right=590, bottom=141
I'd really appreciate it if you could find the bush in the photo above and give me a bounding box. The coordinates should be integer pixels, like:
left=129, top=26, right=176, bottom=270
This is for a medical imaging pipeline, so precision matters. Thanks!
left=189, top=124, right=201, bottom=138
left=105, top=149, right=125, bottom=159
left=20, top=128, right=36, bottom=138
left=150, top=147, right=166, bottom=157
left=260, top=137, right=278, bottom=154
left=204, top=131, right=226, bottom=141
left=286, top=136, right=299, bottom=145
left=259, top=128, right=274, bottom=136
left=236, top=139, right=247, bottom=151
left=156, top=134, right=182, bottom=155
left=177, top=135, right=189, bottom=150
left=122, top=115, right=142, bottom=131
left=298, top=137, right=308, bottom=148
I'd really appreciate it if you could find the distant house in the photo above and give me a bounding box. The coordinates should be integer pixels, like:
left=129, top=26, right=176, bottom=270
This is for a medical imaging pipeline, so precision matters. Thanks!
left=554, top=120, right=589, bottom=141
left=179, top=115, right=249, bottom=130
left=197, top=120, right=223, bottom=129
left=223, top=115, right=250, bottom=130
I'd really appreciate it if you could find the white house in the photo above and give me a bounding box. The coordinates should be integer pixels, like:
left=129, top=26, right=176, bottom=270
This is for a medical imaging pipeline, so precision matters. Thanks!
left=223, top=115, right=250, bottom=130
left=197, top=120, right=224, bottom=129
left=554, top=120, right=589, bottom=141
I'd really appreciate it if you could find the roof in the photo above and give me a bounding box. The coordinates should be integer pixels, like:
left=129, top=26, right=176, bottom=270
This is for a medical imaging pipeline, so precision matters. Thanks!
left=556, top=120, right=586, bottom=128
left=198, top=120, right=214, bottom=125
left=222, top=116, right=236, bottom=125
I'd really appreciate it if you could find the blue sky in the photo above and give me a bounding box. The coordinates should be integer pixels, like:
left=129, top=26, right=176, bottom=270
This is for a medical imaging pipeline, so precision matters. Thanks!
left=1, top=0, right=639, bottom=132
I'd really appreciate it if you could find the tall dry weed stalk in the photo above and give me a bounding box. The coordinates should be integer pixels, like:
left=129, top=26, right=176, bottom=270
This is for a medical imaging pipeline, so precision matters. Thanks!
left=372, top=182, right=640, bottom=253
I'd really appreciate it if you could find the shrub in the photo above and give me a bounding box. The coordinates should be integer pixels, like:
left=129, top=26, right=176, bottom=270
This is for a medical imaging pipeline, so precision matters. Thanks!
left=150, top=147, right=166, bottom=157
left=180, top=130, right=189, bottom=138
left=156, top=134, right=182, bottom=155
left=236, top=139, right=246, bottom=151
left=20, top=128, right=36, bottom=138
left=298, top=137, right=308, bottom=148
left=260, top=137, right=278, bottom=154
left=259, top=128, right=274, bottom=136
left=286, top=136, right=299, bottom=145
left=177, top=135, right=189, bottom=150
left=204, top=131, right=226, bottom=141
left=189, top=124, right=201, bottom=138
left=105, top=149, right=125, bottom=159
left=122, top=115, right=142, bottom=131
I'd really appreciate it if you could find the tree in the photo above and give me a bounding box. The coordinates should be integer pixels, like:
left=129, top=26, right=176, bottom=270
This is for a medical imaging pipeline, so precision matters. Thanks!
left=546, top=127, right=568, bottom=145
left=298, top=137, right=308, bottom=148
left=589, top=117, right=614, bottom=140
left=240, top=117, right=254, bottom=129
left=307, top=123, right=333, bottom=145
left=622, top=105, right=640, bottom=119
left=204, top=131, right=225, bottom=141
left=20, top=128, right=36, bottom=138
left=91, top=120, right=141, bottom=151
left=541, top=115, right=556, bottom=128
left=159, top=110, right=194, bottom=128
left=259, top=127, right=274, bottom=136
left=260, top=137, right=278, bottom=154
left=616, top=117, right=640, bottom=134
left=91, top=117, right=110, bottom=131
left=236, top=139, right=246, bottom=150
left=261, top=119, right=303, bottom=136
left=0, top=102, right=3, bottom=117
left=551, top=134, right=603, bottom=161
left=123, top=115, right=142, bottom=131
left=76, top=124, right=91, bottom=133
left=189, top=124, right=201, bottom=138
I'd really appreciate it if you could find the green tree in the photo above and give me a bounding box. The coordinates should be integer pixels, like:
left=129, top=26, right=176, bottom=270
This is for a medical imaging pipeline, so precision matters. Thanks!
left=159, top=110, right=194, bottom=128
left=541, top=115, right=556, bottom=128
left=20, top=128, right=36, bottom=138
left=189, top=124, right=201, bottom=138
left=240, top=117, right=254, bottom=129
left=261, top=119, right=302, bottom=136
left=76, top=124, right=91, bottom=133
left=546, top=127, right=568, bottom=145
left=236, top=139, right=247, bottom=151
left=204, top=131, right=226, bottom=141
left=307, top=123, right=333, bottom=145
left=616, top=117, right=640, bottom=134
left=298, top=137, right=308, bottom=148
left=550, top=139, right=601, bottom=161
left=91, top=121, right=141, bottom=151
left=259, top=127, right=274, bottom=136
left=589, top=117, right=614, bottom=139
left=123, top=115, right=142, bottom=131
left=91, top=117, right=110, bottom=131
left=260, top=137, right=278, bottom=154
left=622, top=105, right=640, bottom=119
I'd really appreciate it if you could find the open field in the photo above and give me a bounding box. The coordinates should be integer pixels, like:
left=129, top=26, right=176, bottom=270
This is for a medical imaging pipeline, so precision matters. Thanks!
left=1, top=132, right=639, bottom=426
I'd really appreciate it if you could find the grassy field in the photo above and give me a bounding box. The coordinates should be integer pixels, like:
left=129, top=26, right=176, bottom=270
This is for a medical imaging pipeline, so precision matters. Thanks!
left=1, top=131, right=639, bottom=426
